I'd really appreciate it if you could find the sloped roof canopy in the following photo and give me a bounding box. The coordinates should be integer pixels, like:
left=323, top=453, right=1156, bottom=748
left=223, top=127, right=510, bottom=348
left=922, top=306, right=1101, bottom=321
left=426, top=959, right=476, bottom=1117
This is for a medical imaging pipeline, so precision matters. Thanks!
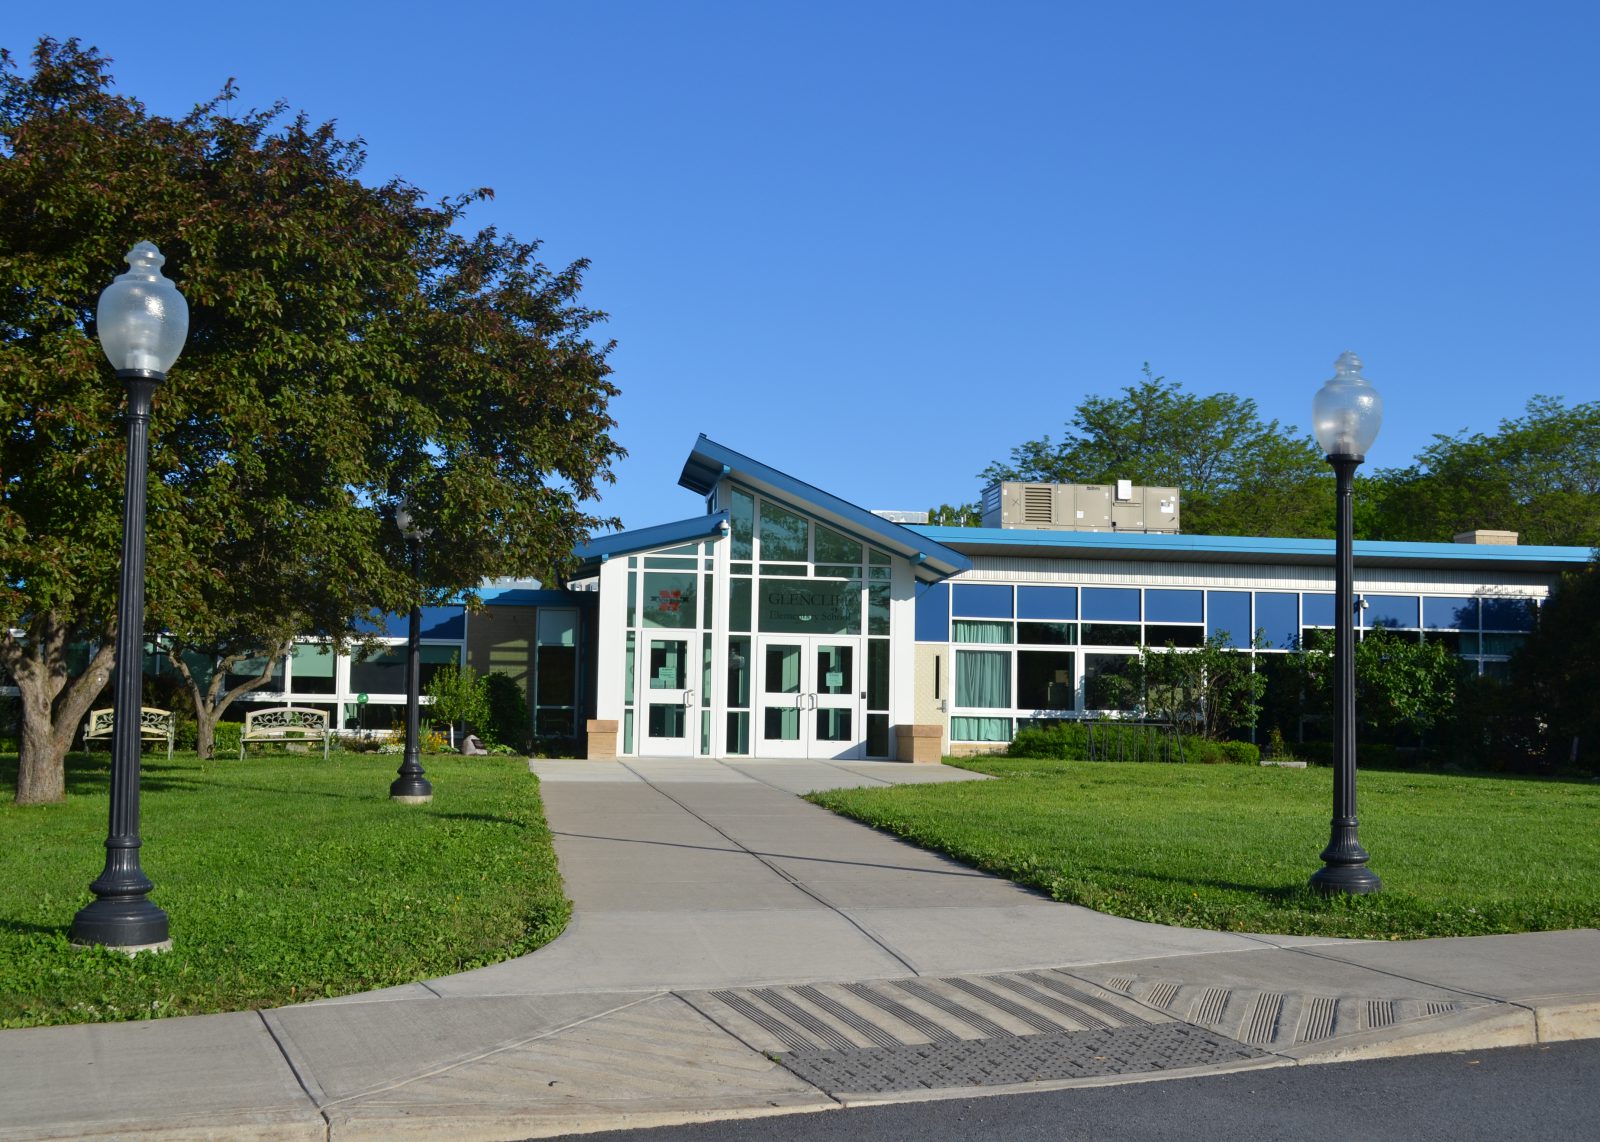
left=573, top=511, right=730, bottom=569
left=679, top=435, right=970, bottom=583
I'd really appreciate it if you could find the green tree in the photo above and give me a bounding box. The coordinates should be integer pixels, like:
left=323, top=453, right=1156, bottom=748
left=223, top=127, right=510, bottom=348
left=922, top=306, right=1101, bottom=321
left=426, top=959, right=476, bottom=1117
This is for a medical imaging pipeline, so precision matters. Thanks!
left=1503, top=559, right=1600, bottom=773
left=1366, top=396, right=1600, bottom=546
left=425, top=664, right=489, bottom=750
left=0, top=40, right=623, bottom=801
left=981, top=366, right=1331, bottom=537
left=1136, top=634, right=1266, bottom=740
left=1290, top=628, right=1461, bottom=746
left=926, top=502, right=981, bottom=526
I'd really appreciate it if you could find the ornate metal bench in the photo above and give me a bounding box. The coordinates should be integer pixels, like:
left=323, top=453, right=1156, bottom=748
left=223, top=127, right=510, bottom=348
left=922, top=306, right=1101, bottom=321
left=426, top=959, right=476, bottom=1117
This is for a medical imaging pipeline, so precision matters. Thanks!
left=240, top=706, right=332, bottom=760
left=83, top=707, right=175, bottom=760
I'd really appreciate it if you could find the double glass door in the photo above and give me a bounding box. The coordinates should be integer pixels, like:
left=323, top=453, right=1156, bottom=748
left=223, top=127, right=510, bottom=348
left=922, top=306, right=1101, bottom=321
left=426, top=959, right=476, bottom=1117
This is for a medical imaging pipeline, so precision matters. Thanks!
left=757, top=637, right=861, bottom=759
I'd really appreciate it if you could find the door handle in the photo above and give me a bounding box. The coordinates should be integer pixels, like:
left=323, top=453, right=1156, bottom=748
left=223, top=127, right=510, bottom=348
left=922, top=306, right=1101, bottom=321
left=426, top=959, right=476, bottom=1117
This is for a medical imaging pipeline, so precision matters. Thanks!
left=683, top=690, right=695, bottom=708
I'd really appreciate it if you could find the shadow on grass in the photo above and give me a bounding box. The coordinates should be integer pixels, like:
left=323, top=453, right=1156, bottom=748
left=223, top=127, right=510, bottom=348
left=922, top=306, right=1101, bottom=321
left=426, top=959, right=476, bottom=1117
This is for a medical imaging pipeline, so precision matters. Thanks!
left=0, top=754, right=204, bottom=800
left=0, top=917, right=71, bottom=938
left=436, top=811, right=525, bottom=828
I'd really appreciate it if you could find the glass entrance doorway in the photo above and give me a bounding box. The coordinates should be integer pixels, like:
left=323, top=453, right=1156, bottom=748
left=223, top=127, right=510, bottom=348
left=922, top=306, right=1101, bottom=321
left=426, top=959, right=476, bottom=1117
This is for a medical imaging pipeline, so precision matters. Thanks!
left=641, top=636, right=695, bottom=757
left=756, top=637, right=862, bottom=759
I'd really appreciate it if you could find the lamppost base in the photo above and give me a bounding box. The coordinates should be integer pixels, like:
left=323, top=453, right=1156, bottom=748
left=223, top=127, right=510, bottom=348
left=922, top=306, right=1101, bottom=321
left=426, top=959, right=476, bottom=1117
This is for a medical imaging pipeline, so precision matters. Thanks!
left=1308, top=863, right=1383, bottom=895
left=390, top=775, right=434, bottom=804
left=69, top=897, right=171, bottom=950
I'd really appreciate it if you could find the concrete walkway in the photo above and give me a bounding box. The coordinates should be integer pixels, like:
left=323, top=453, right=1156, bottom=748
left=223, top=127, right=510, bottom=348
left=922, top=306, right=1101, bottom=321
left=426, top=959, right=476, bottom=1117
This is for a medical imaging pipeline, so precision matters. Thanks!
left=2, top=758, right=1597, bottom=1141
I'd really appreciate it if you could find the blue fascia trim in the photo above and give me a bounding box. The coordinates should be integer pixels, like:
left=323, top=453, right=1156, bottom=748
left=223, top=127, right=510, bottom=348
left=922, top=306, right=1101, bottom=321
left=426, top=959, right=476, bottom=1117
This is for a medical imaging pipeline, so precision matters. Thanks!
left=678, top=435, right=971, bottom=582
left=909, top=525, right=1593, bottom=568
left=573, top=511, right=729, bottom=565
left=476, top=587, right=595, bottom=608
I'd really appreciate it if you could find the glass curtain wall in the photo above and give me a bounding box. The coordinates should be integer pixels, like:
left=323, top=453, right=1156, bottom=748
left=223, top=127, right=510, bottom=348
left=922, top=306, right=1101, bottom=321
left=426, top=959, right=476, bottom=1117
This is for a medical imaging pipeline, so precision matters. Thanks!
left=930, top=583, right=1541, bottom=744
left=724, top=485, right=893, bottom=758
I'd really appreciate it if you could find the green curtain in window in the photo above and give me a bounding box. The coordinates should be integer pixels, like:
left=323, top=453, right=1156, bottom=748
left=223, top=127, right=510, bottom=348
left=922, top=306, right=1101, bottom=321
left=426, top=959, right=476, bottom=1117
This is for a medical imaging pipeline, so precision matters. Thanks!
left=954, top=620, right=1011, bottom=644
left=956, top=649, right=1011, bottom=708
left=952, top=716, right=1012, bottom=742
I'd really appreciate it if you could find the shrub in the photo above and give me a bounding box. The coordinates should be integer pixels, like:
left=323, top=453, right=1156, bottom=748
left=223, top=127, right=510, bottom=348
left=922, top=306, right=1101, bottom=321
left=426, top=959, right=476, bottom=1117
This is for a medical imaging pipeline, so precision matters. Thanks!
left=212, top=722, right=243, bottom=757
left=1007, top=722, right=1088, bottom=759
left=1218, top=740, right=1260, bottom=765
left=481, top=672, right=530, bottom=751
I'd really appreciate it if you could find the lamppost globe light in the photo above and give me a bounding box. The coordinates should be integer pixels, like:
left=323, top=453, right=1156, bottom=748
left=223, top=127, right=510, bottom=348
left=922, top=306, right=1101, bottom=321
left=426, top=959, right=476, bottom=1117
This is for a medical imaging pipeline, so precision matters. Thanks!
left=395, top=504, right=416, bottom=538
left=97, top=242, right=190, bottom=375
left=1311, top=351, right=1383, bottom=458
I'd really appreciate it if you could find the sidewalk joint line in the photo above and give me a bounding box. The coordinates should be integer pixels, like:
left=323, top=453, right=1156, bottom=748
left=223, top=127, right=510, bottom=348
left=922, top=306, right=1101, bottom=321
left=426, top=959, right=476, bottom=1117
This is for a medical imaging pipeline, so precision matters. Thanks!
left=1285, top=945, right=1519, bottom=1005
left=625, top=765, right=923, bottom=977
left=253, top=1009, right=328, bottom=1117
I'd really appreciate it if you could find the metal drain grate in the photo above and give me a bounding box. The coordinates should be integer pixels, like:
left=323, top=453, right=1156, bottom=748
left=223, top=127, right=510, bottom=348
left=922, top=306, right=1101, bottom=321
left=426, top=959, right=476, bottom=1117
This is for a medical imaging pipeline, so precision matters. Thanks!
left=778, top=1023, right=1266, bottom=1095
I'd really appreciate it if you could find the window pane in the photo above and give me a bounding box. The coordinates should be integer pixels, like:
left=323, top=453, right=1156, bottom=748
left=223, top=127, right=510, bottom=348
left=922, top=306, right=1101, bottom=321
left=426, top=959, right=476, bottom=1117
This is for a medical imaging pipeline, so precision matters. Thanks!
left=536, top=645, right=575, bottom=706
left=1018, top=650, right=1074, bottom=710
left=868, top=583, right=891, bottom=636
left=418, top=607, right=466, bottom=639
left=1302, top=593, right=1335, bottom=626
left=730, top=489, right=754, bottom=559
left=951, top=716, right=1011, bottom=742
left=727, top=636, right=751, bottom=707
left=730, top=578, right=751, bottom=632
left=349, top=649, right=403, bottom=694
left=1255, top=593, right=1299, bottom=649
left=726, top=711, right=750, bottom=755
left=290, top=644, right=336, bottom=695
left=1017, top=586, right=1077, bottom=620
left=1084, top=654, right=1138, bottom=711
left=537, top=609, right=578, bottom=646
left=1424, top=596, right=1478, bottom=631
left=867, top=639, right=890, bottom=710
left=1083, top=588, right=1139, bottom=621
left=648, top=639, right=688, bottom=689
left=1207, top=591, right=1251, bottom=647
left=642, top=571, right=697, bottom=629
left=954, top=620, right=1012, bottom=644
left=1145, top=624, right=1203, bottom=648
left=1018, top=621, right=1076, bottom=645
left=955, top=649, right=1011, bottom=708
left=1482, top=598, right=1537, bottom=632
left=1144, top=589, right=1202, bottom=623
left=1482, top=632, right=1528, bottom=655
left=866, top=713, right=889, bottom=756
left=1363, top=594, right=1419, bottom=630
left=759, top=500, right=809, bottom=562
left=1082, top=623, right=1138, bottom=646
left=952, top=583, right=1013, bottom=618
left=815, top=526, right=862, bottom=564
left=915, top=582, right=950, bottom=642
left=758, top=578, right=860, bottom=635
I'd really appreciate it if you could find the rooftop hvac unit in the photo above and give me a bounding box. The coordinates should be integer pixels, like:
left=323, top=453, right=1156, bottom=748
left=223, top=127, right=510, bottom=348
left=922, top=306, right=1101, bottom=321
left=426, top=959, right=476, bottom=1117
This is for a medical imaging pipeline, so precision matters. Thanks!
left=979, top=481, right=1180, bottom=533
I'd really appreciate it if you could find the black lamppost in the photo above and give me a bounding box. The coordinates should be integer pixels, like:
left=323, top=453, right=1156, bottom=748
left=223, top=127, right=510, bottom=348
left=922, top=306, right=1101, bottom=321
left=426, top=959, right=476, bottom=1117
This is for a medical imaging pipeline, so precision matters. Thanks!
left=70, top=243, right=189, bottom=951
left=1308, top=351, right=1383, bottom=895
left=390, top=506, right=433, bottom=804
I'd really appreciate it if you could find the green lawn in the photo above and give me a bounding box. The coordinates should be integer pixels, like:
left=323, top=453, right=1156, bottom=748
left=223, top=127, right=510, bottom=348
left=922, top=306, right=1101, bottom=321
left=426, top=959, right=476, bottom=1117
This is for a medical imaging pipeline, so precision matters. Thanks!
left=808, top=755, right=1600, bottom=940
left=0, top=750, right=569, bottom=1029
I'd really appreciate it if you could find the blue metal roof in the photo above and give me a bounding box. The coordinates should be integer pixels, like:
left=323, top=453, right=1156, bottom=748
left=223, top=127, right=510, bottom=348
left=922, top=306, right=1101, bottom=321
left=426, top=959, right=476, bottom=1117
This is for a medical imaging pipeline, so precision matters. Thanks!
left=910, top=524, right=1593, bottom=570
left=679, top=435, right=971, bottom=583
left=573, top=511, right=730, bottom=566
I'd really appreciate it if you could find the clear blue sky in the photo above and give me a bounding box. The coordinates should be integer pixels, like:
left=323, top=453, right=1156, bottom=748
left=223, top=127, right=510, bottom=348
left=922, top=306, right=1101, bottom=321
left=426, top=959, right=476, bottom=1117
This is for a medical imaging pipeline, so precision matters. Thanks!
left=7, top=2, right=1596, bottom=531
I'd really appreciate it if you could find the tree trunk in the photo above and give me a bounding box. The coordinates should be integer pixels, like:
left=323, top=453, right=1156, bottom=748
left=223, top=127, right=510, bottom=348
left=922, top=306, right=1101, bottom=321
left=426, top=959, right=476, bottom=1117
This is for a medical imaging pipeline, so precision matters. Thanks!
left=170, top=642, right=292, bottom=760
left=3, top=614, right=117, bottom=805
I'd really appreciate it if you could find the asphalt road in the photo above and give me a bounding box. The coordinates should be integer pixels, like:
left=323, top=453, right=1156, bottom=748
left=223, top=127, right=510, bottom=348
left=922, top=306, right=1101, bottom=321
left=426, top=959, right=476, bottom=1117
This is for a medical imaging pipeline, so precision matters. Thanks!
left=549, top=1039, right=1600, bottom=1142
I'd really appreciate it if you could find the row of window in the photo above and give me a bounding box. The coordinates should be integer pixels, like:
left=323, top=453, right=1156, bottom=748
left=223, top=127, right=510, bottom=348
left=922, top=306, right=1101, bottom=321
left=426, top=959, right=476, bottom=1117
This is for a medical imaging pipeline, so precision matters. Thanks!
left=918, top=583, right=1539, bottom=650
